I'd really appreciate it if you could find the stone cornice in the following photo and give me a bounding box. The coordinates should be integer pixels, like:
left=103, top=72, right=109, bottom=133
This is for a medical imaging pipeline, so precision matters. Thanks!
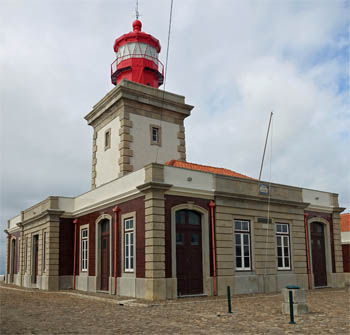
left=85, top=80, right=193, bottom=126
left=304, top=205, right=346, bottom=214
left=64, top=190, right=143, bottom=217
left=137, top=182, right=173, bottom=193
left=332, top=207, right=346, bottom=213
left=214, top=191, right=309, bottom=209
left=20, top=209, right=64, bottom=226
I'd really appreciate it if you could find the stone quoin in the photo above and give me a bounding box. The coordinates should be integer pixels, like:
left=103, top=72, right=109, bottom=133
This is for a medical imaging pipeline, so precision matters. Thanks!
left=5, top=19, right=345, bottom=300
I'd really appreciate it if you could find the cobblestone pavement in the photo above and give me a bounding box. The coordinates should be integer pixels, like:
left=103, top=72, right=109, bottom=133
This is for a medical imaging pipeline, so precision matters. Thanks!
left=0, top=283, right=349, bottom=334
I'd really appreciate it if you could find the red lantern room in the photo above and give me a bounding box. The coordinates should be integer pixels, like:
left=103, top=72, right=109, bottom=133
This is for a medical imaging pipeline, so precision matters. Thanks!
left=111, top=20, right=164, bottom=88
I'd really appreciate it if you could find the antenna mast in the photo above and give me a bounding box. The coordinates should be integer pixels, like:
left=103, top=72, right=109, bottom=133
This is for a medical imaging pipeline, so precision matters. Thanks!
left=258, top=111, right=273, bottom=181
left=135, top=0, right=140, bottom=19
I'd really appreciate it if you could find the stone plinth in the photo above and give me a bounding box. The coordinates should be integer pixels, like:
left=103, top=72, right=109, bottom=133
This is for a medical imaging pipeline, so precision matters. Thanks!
left=281, top=288, right=308, bottom=315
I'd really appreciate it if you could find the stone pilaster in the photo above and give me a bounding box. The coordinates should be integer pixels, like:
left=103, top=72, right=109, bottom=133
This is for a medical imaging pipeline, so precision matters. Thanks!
left=137, top=163, right=171, bottom=300
left=143, top=189, right=166, bottom=300
left=214, top=208, right=234, bottom=295
left=118, top=112, right=134, bottom=177
left=332, top=212, right=344, bottom=273
left=18, top=227, right=24, bottom=286
left=43, top=216, right=60, bottom=290
left=177, top=125, right=186, bottom=161
left=91, top=130, right=98, bottom=189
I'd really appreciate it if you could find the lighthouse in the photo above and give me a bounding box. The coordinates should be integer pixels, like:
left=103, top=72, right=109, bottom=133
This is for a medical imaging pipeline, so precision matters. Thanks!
left=85, top=19, right=192, bottom=188
left=111, top=20, right=164, bottom=88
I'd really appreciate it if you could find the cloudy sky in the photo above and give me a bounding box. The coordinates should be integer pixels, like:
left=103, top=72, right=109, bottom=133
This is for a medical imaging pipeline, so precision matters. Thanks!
left=0, top=0, right=349, bottom=273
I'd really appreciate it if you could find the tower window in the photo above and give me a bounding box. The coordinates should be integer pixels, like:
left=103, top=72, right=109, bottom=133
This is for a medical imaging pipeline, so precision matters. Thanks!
left=104, top=129, right=111, bottom=150
left=150, top=125, right=161, bottom=146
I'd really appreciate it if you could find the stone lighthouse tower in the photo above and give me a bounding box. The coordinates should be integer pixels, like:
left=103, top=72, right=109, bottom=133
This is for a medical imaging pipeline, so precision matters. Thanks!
left=85, top=20, right=193, bottom=189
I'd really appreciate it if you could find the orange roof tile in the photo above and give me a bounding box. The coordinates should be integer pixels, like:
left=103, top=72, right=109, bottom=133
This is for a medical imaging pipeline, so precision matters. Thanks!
left=340, top=213, right=350, bottom=232
left=165, top=160, right=254, bottom=180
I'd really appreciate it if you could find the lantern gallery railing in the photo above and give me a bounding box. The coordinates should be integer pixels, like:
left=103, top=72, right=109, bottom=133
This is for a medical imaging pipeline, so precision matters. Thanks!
left=111, top=54, right=164, bottom=76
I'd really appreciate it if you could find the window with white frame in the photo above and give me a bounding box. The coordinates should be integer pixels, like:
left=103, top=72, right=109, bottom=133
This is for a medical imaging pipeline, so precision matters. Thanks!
left=104, top=129, right=111, bottom=150
left=81, top=228, right=88, bottom=272
left=276, top=223, right=291, bottom=270
left=150, top=125, right=161, bottom=146
left=234, top=220, right=251, bottom=271
left=124, top=218, right=134, bottom=272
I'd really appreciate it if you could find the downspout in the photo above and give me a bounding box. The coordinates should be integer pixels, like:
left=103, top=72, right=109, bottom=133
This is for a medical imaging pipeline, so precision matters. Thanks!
left=113, top=206, right=120, bottom=295
left=304, top=214, right=311, bottom=289
left=73, top=219, right=78, bottom=290
left=209, top=200, right=217, bottom=296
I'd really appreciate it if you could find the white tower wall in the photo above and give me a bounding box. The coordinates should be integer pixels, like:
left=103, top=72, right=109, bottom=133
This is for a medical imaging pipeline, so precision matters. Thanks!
left=129, top=113, right=181, bottom=172
left=95, top=116, right=121, bottom=187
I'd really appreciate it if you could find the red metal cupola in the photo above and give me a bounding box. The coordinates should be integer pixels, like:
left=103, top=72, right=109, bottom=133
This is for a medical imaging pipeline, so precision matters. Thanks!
left=111, top=20, right=164, bottom=88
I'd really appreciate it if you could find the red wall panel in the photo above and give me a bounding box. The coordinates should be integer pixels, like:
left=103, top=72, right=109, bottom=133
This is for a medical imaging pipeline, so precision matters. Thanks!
left=59, top=218, right=75, bottom=276
left=164, top=195, right=213, bottom=278
left=342, top=244, right=350, bottom=273
left=73, top=196, right=145, bottom=278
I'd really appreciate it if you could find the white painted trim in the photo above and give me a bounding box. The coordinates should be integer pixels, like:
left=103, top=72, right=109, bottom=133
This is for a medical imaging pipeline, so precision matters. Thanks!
left=171, top=204, right=210, bottom=296
left=79, top=224, right=89, bottom=274
left=341, top=231, right=350, bottom=244
left=234, top=216, right=256, bottom=273
left=164, top=166, right=214, bottom=193
left=8, top=215, right=22, bottom=229
left=275, top=223, right=291, bottom=270
left=234, top=220, right=252, bottom=271
left=121, top=212, right=137, bottom=278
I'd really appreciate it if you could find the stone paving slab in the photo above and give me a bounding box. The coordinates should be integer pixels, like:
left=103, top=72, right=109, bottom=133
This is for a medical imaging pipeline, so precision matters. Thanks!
left=0, top=282, right=349, bottom=334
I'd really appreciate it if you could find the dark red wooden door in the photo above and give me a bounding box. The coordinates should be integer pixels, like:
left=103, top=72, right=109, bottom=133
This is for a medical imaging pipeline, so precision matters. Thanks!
left=100, top=220, right=110, bottom=291
left=311, top=222, right=327, bottom=287
left=176, top=210, right=203, bottom=296
left=33, top=236, right=39, bottom=284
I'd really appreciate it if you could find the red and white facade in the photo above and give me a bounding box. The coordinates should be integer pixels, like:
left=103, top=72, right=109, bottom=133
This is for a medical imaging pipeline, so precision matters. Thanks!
left=5, top=20, right=346, bottom=299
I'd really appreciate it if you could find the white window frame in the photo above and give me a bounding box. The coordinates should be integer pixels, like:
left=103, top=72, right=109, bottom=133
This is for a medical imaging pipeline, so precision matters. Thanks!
left=104, top=128, right=111, bottom=151
left=234, top=219, right=251, bottom=271
left=80, top=225, right=89, bottom=273
left=276, top=223, right=291, bottom=270
left=124, top=217, right=135, bottom=273
left=150, top=124, right=161, bottom=146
